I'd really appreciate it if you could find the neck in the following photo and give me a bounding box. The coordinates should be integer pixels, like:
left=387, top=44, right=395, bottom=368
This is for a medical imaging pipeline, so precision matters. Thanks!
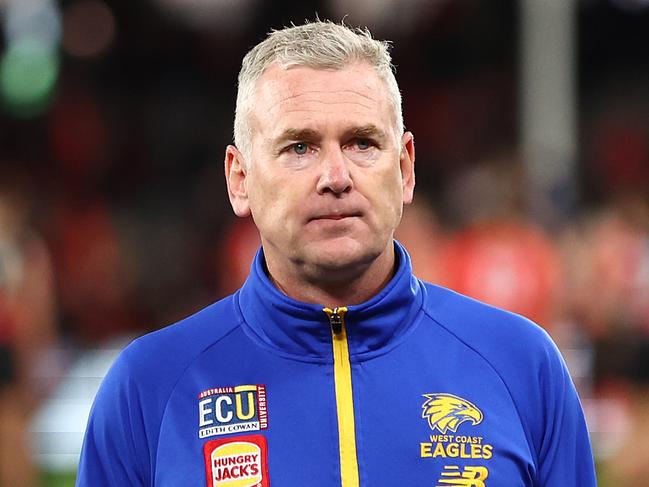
left=265, top=243, right=396, bottom=307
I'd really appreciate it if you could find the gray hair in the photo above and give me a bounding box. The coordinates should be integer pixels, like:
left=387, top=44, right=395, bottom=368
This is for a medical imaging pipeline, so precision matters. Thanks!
left=234, top=20, right=403, bottom=158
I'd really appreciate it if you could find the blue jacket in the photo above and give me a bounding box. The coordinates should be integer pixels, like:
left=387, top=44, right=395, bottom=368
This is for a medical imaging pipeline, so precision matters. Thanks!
left=77, top=241, right=596, bottom=486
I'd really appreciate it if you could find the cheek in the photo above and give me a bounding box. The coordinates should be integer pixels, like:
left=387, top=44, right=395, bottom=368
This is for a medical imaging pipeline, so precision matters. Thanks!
left=374, top=176, right=405, bottom=232
left=373, top=168, right=405, bottom=214
left=247, top=177, right=294, bottom=226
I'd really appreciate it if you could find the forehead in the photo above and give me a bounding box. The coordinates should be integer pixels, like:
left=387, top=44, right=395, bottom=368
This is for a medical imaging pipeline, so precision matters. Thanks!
left=250, top=62, right=395, bottom=141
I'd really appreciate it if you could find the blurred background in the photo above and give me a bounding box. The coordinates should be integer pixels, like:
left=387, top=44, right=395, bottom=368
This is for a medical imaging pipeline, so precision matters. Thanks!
left=0, top=0, right=648, bottom=485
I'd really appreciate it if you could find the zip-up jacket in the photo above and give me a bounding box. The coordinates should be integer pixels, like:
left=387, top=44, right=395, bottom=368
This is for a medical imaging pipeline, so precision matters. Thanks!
left=76, top=241, right=596, bottom=486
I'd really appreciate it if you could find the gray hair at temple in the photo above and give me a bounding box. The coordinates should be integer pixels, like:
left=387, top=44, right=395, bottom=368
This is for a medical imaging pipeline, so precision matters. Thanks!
left=233, top=20, right=404, bottom=159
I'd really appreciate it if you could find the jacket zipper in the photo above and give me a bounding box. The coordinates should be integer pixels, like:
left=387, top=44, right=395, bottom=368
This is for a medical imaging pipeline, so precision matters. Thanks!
left=323, top=306, right=360, bottom=487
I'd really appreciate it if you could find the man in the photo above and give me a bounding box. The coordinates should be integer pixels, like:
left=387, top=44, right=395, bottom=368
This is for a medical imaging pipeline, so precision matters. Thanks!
left=77, top=20, right=596, bottom=486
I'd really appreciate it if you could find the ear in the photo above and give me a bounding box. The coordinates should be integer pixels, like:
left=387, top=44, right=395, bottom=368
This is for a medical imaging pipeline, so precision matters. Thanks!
left=224, top=145, right=251, bottom=217
left=399, top=131, right=416, bottom=205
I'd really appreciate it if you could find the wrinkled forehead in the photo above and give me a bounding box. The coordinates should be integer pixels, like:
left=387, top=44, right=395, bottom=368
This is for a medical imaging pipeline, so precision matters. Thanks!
left=249, top=62, right=398, bottom=142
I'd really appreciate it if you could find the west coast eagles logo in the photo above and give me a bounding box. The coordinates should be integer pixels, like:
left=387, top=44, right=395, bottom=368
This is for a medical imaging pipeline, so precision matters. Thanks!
left=422, top=393, right=483, bottom=434
left=420, top=393, right=493, bottom=462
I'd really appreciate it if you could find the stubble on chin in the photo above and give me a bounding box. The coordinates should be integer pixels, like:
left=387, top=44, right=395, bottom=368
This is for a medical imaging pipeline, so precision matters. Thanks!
left=298, top=239, right=385, bottom=282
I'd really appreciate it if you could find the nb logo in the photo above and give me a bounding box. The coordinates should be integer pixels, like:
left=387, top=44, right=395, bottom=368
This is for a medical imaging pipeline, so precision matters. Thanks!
left=436, top=465, right=489, bottom=487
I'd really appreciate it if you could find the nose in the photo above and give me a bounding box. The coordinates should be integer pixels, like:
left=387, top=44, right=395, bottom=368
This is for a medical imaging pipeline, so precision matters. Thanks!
left=316, top=146, right=353, bottom=195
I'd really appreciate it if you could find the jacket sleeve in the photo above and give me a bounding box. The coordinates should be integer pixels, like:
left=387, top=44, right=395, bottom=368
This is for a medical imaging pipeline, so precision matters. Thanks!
left=76, top=348, right=150, bottom=486
left=535, top=338, right=596, bottom=487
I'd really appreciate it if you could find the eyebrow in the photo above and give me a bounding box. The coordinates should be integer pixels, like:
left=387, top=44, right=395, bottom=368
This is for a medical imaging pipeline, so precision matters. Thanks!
left=348, top=124, right=388, bottom=141
left=272, top=124, right=389, bottom=148
left=273, top=128, right=321, bottom=146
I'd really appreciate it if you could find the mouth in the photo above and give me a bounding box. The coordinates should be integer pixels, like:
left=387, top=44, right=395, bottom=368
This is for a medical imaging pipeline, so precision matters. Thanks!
left=309, top=213, right=362, bottom=222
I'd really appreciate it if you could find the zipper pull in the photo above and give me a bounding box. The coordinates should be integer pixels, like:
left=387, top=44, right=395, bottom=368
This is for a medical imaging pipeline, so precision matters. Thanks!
left=323, top=306, right=348, bottom=335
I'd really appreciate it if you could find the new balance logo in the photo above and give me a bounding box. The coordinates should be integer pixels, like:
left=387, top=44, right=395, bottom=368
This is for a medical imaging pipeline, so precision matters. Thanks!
left=436, top=465, right=489, bottom=487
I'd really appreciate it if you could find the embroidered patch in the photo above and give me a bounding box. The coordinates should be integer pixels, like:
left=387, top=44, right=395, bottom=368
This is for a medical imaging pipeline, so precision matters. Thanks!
left=436, top=465, right=489, bottom=487
left=198, top=385, right=268, bottom=439
left=203, top=435, right=269, bottom=487
left=421, top=393, right=483, bottom=434
left=419, top=393, right=494, bottom=461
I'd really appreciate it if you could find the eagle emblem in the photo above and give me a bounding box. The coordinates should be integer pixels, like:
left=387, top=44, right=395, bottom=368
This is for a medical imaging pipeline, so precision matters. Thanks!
left=421, top=393, right=483, bottom=434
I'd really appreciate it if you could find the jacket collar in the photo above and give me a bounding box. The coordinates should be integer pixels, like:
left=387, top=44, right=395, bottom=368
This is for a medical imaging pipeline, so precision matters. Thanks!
left=236, top=240, right=424, bottom=361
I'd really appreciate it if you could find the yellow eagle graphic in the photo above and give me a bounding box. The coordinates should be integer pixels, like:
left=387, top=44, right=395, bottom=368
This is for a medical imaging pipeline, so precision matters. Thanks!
left=422, top=393, right=483, bottom=434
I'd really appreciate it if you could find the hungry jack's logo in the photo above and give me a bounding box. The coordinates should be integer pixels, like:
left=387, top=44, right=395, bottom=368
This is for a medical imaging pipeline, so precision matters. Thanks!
left=203, top=435, right=269, bottom=487
left=198, top=385, right=268, bottom=439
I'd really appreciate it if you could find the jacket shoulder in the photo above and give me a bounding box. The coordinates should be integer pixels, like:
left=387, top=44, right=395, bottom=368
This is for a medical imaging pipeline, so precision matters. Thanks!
left=123, top=294, right=242, bottom=374
left=419, top=281, right=593, bottom=477
left=76, top=294, right=243, bottom=486
left=420, top=282, right=556, bottom=362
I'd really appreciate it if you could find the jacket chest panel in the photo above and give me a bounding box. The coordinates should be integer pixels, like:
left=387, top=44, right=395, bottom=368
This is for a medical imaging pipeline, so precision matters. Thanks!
left=153, top=341, right=533, bottom=487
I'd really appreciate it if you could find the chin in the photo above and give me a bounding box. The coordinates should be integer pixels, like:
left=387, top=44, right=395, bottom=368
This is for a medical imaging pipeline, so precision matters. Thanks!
left=304, top=238, right=380, bottom=272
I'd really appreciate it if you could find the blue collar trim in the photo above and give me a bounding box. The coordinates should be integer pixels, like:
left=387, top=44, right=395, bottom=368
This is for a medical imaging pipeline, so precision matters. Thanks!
left=236, top=240, right=424, bottom=360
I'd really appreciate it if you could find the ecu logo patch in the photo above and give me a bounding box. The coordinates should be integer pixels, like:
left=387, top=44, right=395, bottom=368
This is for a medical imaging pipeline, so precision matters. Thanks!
left=203, top=435, right=269, bottom=487
left=198, top=385, right=268, bottom=439
left=422, top=393, right=483, bottom=434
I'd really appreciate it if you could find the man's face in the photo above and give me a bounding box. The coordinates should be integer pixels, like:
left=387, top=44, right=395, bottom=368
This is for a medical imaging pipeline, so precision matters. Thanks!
left=226, top=62, right=415, bottom=281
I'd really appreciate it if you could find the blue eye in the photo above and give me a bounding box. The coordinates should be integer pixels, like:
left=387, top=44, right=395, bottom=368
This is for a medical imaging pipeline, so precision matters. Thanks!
left=293, top=143, right=308, bottom=155
left=356, top=139, right=371, bottom=150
